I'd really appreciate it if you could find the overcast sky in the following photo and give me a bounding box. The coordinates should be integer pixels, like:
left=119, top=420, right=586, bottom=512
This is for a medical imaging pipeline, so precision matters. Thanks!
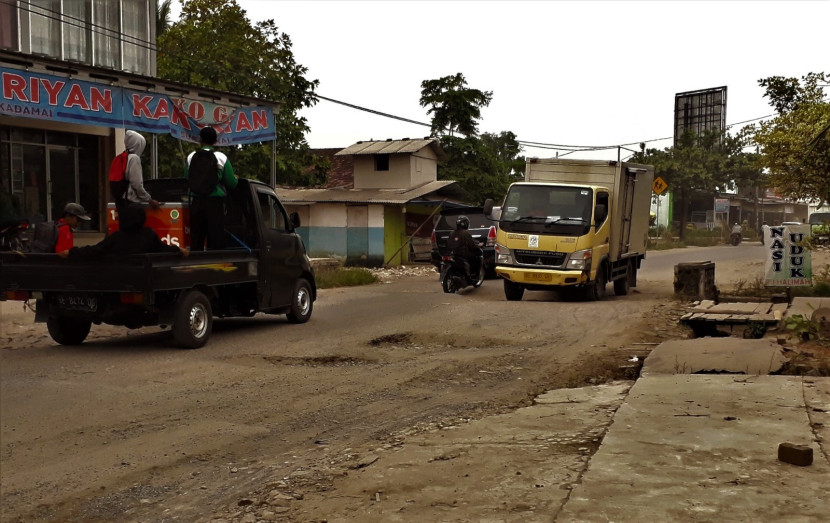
left=171, top=1, right=828, bottom=160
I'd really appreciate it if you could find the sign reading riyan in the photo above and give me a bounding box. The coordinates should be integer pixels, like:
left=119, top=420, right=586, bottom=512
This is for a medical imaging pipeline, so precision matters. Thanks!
left=764, top=225, right=812, bottom=286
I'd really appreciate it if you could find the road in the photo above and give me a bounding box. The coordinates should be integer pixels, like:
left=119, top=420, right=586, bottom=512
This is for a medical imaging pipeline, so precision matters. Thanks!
left=0, top=244, right=815, bottom=522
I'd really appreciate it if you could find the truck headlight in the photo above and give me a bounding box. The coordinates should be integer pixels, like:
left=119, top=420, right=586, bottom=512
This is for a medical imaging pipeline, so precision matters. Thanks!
left=496, top=243, right=513, bottom=264
left=566, top=249, right=592, bottom=270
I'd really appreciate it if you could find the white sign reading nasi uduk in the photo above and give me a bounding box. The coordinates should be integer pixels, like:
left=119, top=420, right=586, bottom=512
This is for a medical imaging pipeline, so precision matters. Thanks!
left=763, top=225, right=812, bottom=286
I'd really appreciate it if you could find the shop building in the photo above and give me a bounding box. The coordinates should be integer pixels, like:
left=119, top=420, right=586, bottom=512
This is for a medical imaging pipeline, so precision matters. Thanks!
left=1, top=2, right=279, bottom=239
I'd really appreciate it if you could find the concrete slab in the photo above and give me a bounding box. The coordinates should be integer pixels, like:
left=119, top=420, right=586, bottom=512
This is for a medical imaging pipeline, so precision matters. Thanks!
left=558, top=375, right=830, bottom=522
left=641, top=337, right=788, bottom=375
left=294, top=382, right=633, bottom=522
left=787, top=297, right=830, bottom=321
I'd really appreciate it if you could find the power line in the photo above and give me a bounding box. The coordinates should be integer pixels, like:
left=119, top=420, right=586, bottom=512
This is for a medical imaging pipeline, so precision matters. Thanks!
left=4, top=0, right=799, bottom=155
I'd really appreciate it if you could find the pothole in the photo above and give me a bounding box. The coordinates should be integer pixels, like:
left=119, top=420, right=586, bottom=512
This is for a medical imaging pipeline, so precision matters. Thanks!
left=369, top=332, right=413, bottom=345
left=264, top=355, right=377, bottom=367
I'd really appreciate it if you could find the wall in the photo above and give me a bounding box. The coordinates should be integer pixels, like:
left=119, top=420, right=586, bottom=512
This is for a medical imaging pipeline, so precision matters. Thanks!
left=409, top=148, right=438, bottom=187
left=285, top=202, right=387, bottom=266
left=384, top=205, right=406, bottom=266
left=353, top=154, right=413, bottom=189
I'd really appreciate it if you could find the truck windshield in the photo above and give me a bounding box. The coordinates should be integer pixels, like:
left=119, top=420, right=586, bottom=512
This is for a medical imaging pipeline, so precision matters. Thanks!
left=499, top=185, right=593, bottom=235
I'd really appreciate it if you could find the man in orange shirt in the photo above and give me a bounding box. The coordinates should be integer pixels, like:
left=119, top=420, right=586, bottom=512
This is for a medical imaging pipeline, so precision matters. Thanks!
left=54, top=202, right=91, bottom=252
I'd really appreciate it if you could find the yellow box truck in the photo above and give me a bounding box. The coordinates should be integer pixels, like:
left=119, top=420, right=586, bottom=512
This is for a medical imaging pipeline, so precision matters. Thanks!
left=485, top=158, right=653, bottom=301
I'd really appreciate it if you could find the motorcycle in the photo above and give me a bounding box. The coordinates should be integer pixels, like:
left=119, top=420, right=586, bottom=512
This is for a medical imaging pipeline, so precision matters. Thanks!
left=440, top=252, right=485, bottom=293
left=0, top=218, right=30, bottom=252
left=730, top=232, right=742, bottom=246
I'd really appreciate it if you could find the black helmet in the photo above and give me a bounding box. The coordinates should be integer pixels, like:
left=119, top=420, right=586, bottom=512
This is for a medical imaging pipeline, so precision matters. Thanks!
left=456, top=216, right=469, bottom=230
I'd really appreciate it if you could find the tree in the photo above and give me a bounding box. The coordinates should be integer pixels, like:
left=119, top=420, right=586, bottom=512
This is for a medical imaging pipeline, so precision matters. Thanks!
left=753, top=72, right=830, bottom=205
left=419, top=74, right=520, bottom=203
left=155, top=0, right=319, bottom=185
left=420, top=73, right=492, bottom=137
left=439, top=132, right=524, bottom=204
left=632, top=128, right=760, bottom=240
left=156, top=0, right=172, bottom=37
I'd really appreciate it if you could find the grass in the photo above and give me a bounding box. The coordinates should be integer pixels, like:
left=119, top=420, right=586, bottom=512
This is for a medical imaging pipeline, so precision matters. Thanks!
left=315, top=266, right=378, bottom=289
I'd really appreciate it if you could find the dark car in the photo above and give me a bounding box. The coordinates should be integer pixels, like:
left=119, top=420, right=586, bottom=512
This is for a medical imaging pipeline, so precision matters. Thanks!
left=431, top=206, right=498, bottom=278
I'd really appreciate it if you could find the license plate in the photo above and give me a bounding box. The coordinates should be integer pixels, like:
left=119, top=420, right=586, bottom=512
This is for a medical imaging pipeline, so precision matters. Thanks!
left=56, top=295, right=98, bottom=311
left=524, top=272, right=553, bottom=282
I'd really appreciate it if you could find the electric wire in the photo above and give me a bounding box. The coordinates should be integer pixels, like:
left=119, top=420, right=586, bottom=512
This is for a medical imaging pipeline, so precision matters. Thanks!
left=2, top=0, right=815, bottom=155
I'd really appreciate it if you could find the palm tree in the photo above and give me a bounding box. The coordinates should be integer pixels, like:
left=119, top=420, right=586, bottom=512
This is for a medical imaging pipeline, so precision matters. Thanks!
left=156, top=0, right=173, bottom=37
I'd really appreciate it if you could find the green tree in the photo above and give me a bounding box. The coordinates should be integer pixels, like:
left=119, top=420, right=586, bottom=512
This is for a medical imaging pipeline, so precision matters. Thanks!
left=420, top=73, right=492, bottom=137
left=753, top=72, right=830, bottom=205
left=632, top=128, right=760, bottom=239
left=155, top=0, right=319, bottom=185
left=419, top=74, right=520, bottom=203
left=439, top=132, right=524, bottom=204
left=156, top=0, right=172, bottom=37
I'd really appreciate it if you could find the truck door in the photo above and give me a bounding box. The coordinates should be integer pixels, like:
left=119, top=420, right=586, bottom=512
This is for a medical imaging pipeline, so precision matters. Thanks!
left=255, top=188, right=300, bottom=309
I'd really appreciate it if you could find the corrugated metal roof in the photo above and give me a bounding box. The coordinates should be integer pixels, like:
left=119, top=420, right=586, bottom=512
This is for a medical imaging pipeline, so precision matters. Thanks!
left=276, top=180, right=465, bottom=205
left=335, top=138, right=447, bottom=161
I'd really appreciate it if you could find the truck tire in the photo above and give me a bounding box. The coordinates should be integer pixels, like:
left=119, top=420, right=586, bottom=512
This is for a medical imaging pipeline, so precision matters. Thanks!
left=173, top=290, right=212, bottom=349
left=46, top=316, right=91, bottom=345
left=287, top=278, right=313, bottom=324
left=614, top=263, right=632, bottom=296
left=504, top=279, right=524, bottom=301
left=587, top=264, right=607, bottom=301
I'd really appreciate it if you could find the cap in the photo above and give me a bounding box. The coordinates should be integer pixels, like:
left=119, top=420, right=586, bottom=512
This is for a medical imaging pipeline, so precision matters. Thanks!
left=64, top=202, right=91, bottom=221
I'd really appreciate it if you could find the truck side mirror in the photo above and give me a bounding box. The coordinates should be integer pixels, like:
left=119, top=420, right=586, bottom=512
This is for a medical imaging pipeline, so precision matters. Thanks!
left=594, top=204, right=608, bottom=225
left=289, top=212, right=301, bottom=230
left=483, top=198, right=494, bottom=217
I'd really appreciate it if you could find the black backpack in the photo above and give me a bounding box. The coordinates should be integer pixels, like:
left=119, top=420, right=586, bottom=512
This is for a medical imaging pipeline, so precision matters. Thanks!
left=188, top=149, right=219, bottom=196
left=30, top=221, right=65, bottom=253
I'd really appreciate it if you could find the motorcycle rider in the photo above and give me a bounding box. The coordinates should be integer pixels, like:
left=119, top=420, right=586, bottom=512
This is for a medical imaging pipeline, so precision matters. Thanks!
left=731, top=222, right=742, bottom=245
left=450, top=215, right=482, bottom=279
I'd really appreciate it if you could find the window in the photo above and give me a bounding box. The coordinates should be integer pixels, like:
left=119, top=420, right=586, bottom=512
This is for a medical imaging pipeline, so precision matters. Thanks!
left=92, top=0, right=120, bottom=70
left=0, top=2, right=18, bottom=50
left=374, top=154, right=389, bottom=172
left=63, top=1, right=90, bottom=63
left=595, top=192, right=609, bottom=226
left=29, top=0, right=61, bottom=57
left=258, top=192, right=288, bottom=231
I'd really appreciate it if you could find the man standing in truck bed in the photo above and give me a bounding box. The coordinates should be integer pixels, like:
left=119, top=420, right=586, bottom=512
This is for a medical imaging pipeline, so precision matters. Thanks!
left=185, top=127, right=238, bottom=250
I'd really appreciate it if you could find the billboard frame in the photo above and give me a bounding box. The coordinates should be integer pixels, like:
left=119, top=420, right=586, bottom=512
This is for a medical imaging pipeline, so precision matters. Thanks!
left=674, top=86, right=727, bottom=145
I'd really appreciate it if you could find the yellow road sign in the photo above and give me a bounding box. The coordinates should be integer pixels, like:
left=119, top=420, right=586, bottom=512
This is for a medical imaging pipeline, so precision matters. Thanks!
left=652, top=176, right=668, bottom=195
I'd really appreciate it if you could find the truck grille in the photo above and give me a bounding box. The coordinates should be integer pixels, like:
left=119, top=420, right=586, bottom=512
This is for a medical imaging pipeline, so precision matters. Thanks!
left=514, top=250, right=566, bottom=267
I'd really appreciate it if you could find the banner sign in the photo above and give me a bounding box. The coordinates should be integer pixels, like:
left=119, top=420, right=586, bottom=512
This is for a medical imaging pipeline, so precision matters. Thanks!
left=0, top=66, right=275, bottom=145
left=763, top=224, right=812, bottom=286
left=714, top=198, right=729, bottom=213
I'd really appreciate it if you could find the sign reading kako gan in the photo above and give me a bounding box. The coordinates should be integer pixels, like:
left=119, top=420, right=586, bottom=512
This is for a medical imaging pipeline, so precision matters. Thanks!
left=0, top=67, right=275, bottom=145
left=764, top=225, right=812, bottom=286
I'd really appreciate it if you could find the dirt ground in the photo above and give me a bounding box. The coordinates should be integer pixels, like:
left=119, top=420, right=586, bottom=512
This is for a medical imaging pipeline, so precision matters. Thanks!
left=1, top=247, right=827, bottom=522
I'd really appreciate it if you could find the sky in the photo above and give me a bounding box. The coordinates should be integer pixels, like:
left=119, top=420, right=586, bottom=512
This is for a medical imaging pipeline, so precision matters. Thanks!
left=170, top=0, right=829, bottom=160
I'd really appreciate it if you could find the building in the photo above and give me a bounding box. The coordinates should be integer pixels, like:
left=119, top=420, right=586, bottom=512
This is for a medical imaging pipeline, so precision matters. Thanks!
left=278, top=138, right=467, bottom=266
left=1, top=1, right=279, bottom=239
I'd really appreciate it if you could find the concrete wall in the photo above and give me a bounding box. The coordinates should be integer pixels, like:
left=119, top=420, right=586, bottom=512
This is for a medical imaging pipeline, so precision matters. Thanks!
left=409, top=148, right=438, bottom=187
left=384, top=205, right=406, bottom=266
left=285, top=202, right=387, bottom=266
left=352, top=147, right=439, bottom=189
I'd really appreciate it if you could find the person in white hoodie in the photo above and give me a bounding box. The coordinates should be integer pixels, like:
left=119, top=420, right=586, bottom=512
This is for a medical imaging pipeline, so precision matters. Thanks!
left=123, top=130, right=159, bottom=210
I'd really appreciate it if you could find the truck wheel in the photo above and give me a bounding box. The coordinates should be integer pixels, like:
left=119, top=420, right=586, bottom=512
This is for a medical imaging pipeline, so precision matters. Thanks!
left=504, top=279, right=524, bottom=301
left=173, top=290, right=212, bottom=349
left=614, top=266, right=630, bottom=296
left=587, top=264, right=607, bottom=301
left=47, top=316, right=91, bottom=345
left=287, top=279, right=313, bottom=323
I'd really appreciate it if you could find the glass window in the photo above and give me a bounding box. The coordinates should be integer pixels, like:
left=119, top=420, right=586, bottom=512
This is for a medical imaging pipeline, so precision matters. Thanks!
left=92, top=0, right=120, bottom=69
left=258, top=192, right=288, bottom=231
left=63, top=0, right=90, bottom=63
left=121, top=0, right=149, bottom=74
left=375, top=154, right=389, bottom=171
left=0, top=2, right=19, bottom=50
left=29, top=0, right=61, bottom=58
